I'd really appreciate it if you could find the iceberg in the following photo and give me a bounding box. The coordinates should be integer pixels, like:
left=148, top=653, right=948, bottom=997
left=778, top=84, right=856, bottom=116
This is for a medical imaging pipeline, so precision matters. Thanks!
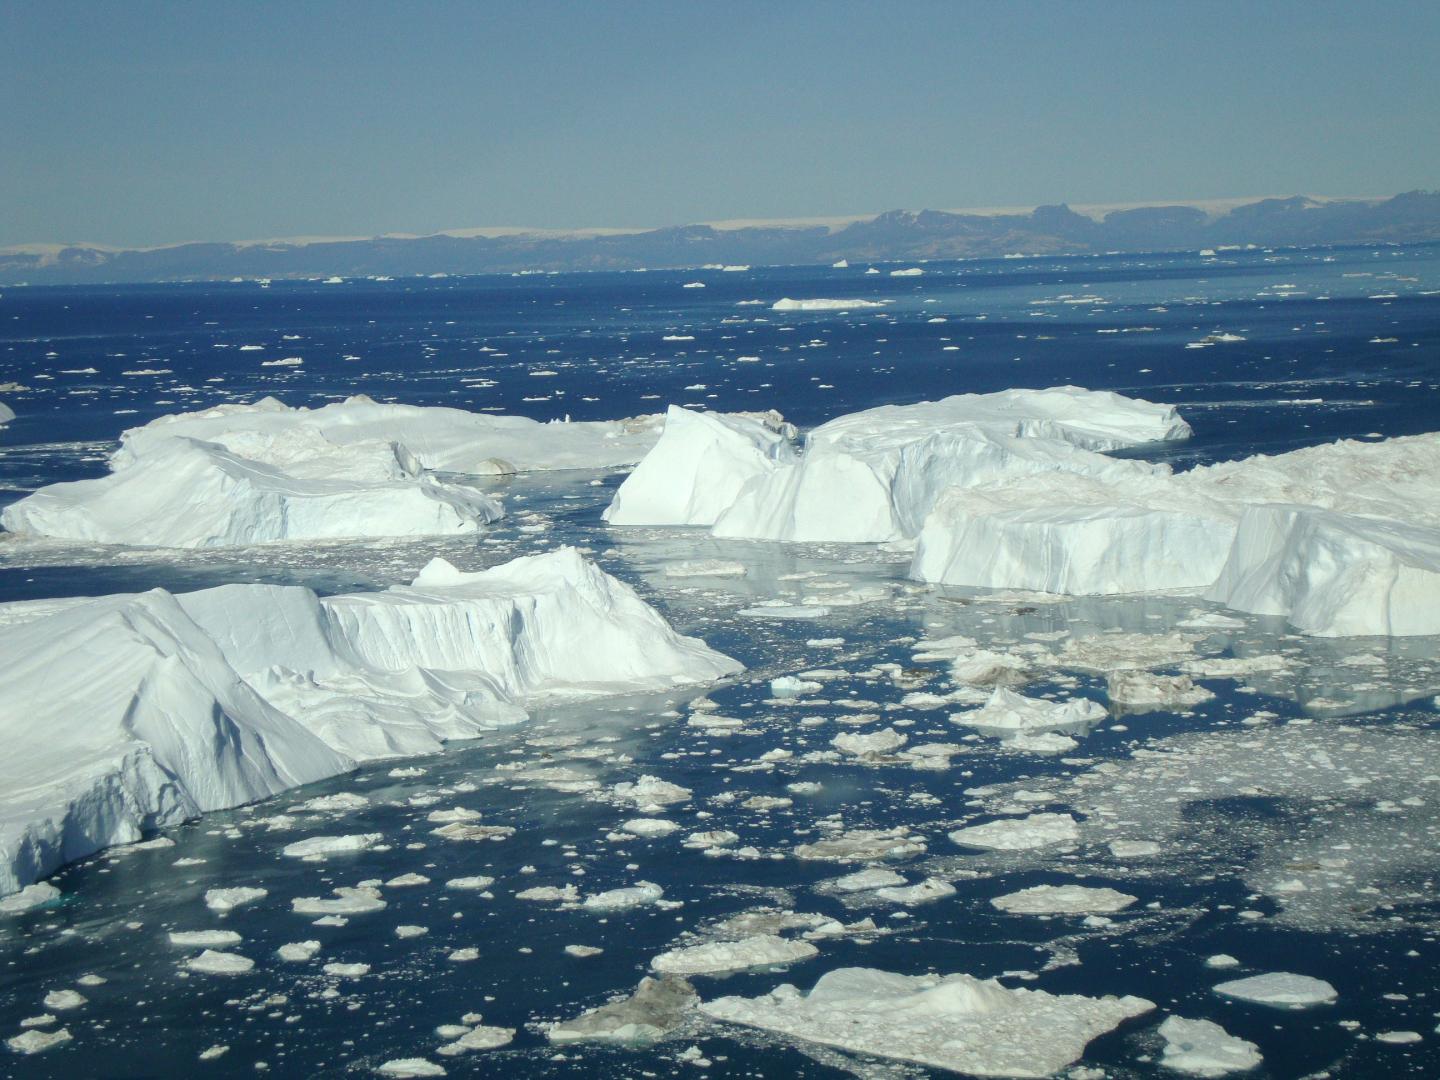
left=0, top=400, right=13, bottom=425
left=711, top=387, right=1190, bottom=543
left=0, top=548, right=740, bottom=896
left=700, top=967, right=1153, bottom=1077
left=113, top=395, right=667, bottom=475
left=1, top=436, right=502, bottom=547
left=603, top=406, right=795, bottom=527
left=911, top=431, right=1440, bottom=635
left=770, top=298, right=884, bottom=311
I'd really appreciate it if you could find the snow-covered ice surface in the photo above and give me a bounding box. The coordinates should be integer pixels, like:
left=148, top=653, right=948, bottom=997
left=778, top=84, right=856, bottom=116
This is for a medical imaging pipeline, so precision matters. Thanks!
left=2, top=250, right=1440, bottom=1078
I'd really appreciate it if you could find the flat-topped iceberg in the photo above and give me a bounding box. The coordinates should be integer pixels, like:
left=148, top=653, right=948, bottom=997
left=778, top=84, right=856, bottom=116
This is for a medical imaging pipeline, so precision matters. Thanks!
left=114, top=394, right=666, bottom=474
left=0, top=548, right=740, bottom=896
left=1, top=436, right=502, bottom=547
left=770, top=298, right=885, bottom=311
left=912, top=432, right=1440, bottom=636
left=700, top=967, right=1153, bottom=1077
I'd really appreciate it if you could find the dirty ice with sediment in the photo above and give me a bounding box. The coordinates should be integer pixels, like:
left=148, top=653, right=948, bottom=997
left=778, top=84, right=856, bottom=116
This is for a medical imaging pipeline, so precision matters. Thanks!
left=1, top=246, right=1439, bottom=1077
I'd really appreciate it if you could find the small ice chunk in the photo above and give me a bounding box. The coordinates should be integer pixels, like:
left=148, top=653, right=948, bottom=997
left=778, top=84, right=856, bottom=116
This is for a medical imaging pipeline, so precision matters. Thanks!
left=874, top=877, right=956, bottom=905
left=281, top=833, right=382, bottom=859
left=278, top=940, right=321, bottom=961
left=323, top=962, right=371, bottom=977
left=565, top=945, right=604, bottom=958
left=395, top=925, right=429, bottom=939
left=42, top=990, right=86, bottom=1011
left=516, top=885, right=580, bottom=903
left=583, top=883, right=664, bottom=911
left=832, top=728, right=907, bottom=757
left=445, top=876, right=495, bottom=891
left=376, top=1059, right=446, bottom=1077
left=385, top=873, right=431, bottom=887
left=204, top=886, right=267, bottom=912
left=291, top=886, right=386, bottom=916
left=1109, top=840, right=1162, bottom=858
left=169, top=930, right=243, bottom=948
left=771, top=676, right=823, bottom=698
left=0, top=882, right=61, bottom=915
left=955, top=688, right=1107, bottom=732
left=1204, top=955, right=1240, bottom=969
left=651, top=934, right=817, bottom=975
left=436, top=1025, right=514, bottom=1055
left=621, top=818, right=680, bottom=837
left=185, top=950, right=255, bottom=975
left=612, top=775, right=691, bottom=807
left=824, top=868, right=907, bottom=893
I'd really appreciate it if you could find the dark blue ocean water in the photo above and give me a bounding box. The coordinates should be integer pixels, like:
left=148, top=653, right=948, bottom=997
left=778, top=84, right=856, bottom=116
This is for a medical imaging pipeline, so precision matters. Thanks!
left=1, top=247, right=1438, bottom=1078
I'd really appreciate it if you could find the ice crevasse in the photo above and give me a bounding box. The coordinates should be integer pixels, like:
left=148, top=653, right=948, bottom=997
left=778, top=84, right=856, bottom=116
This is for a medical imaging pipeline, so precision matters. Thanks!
left=0, top=548, right=742, bottom=896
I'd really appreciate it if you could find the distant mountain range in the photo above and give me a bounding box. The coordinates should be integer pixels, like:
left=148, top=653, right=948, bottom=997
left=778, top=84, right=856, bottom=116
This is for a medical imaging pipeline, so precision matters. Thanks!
left=3, top=191, right=1438, bottom=285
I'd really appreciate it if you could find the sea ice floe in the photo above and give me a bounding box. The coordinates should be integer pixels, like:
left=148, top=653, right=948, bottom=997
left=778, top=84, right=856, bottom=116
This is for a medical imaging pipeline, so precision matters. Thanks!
left=795, top=827, right=926, bottom=862
left=376, top=1057, right=447, bottom=1077
left=651, top=934, right=818, bottom=975
left=990, top=884, right=1137, bottom=915
left=1213, top=972, right=1337, bottom=1007
left=1106, top=671, right=1214, bottom=710
left=323, top=962, right=371, bottom=978
left=700, top=966, right=1154, bottom=1077
left=950, top=813, right=1080, bottom=851
left=1157, top=1015, right=1263, bottom=1076
left=6, top=1028, right=72, bottom=1055
left=282, top=833, right=383, bottom=859
left=291, top=886, right=387, bottom=916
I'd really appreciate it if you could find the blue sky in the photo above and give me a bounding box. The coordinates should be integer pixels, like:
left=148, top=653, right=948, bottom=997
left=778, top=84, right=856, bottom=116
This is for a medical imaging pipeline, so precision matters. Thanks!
left=3, top=1, right=1437, bottom=247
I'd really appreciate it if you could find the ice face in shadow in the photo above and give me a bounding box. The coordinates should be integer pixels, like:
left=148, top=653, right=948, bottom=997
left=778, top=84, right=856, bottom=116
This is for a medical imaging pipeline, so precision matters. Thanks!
left=700, top=967, right=1153, bottom=1077
left=0, top=547, right=740, bottom=896
left=0, top=399, right=14, bottom=425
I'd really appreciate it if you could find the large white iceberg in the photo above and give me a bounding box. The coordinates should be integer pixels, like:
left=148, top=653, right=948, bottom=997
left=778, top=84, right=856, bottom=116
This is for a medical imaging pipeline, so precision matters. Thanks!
left=1, top=436, right=503, bottom=547
left=700, top=967, right=1153, bottom=1077
left=0, top=548, right=740, bottom=896
left=611, top=387, right=1189, bottom=541
left=912, top=432, right=1440, bottom=635
left=114, top=395, right=666, bottom=475
left=603, top=406, right=795, bottom=527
